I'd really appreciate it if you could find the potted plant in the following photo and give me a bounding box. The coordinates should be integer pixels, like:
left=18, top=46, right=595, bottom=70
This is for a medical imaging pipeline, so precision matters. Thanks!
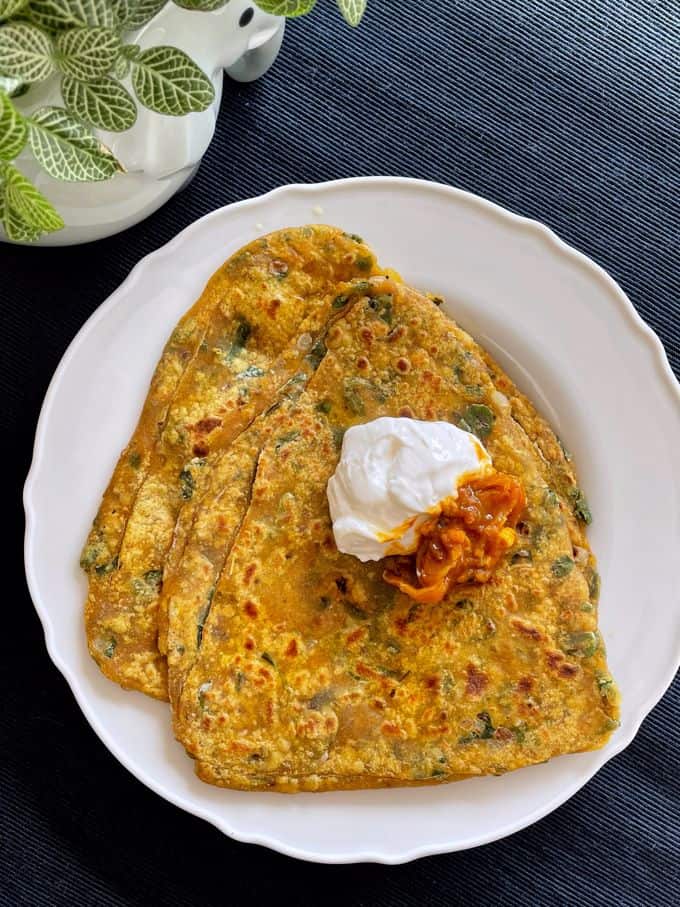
left=0, top=0, right=367, bottom=244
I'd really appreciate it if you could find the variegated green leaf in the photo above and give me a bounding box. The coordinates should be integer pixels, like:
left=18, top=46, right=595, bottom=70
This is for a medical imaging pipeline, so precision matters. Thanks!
left=172, top=0, right=228, bottom=9
left=0, top=0, right=30, bottom=21
left=27, top=106, right=123, bottom=180
left=3, top=161, right=64, bottom=230
left=1, top=194, right=41, bottom=241
left=120, top=42, right=140, bottom=62
left=56, top=27, right=120, bottom=81
left=131, top=45, right=213, bottom=116
left=254, top=0, right=316, bottom=16
left=0, top=23, right=56, bottom=83
left=114, top=0, right=166, bottom=29
left=0, top=90, right=26, bottom=159
left=336, top=0, right=365, bottom=26
left=26, top=0, right=116, bottom=30
left=62, top=74, right=136, bottom=131
left=111, top=50, right=130, bottom=79
left=0, top=74, right=24, bottom=95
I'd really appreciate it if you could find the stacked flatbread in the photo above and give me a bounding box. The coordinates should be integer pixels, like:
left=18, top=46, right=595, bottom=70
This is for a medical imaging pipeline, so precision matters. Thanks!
left=82, top=226, right=619, bottom=791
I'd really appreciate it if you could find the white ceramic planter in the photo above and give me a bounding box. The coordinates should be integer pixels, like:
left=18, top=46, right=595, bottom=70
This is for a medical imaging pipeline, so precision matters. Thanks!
left=3, top=1, right=284, bottom=246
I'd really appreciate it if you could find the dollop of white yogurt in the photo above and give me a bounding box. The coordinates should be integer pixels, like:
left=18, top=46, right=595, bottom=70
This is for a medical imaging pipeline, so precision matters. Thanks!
left=327, top=417, right=493, bottom=562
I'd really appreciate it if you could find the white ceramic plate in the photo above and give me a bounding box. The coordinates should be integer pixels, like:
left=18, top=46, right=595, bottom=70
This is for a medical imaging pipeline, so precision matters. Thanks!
left=24, top=177, right=680, bottom=864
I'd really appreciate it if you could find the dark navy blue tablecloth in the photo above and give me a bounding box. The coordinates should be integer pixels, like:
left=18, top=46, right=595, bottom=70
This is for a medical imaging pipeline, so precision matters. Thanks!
left=4, top=1, right=679, bottom=903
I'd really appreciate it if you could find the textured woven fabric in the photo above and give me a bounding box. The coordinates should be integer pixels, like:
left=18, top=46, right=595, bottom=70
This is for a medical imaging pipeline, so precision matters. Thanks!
left=4, top=1, right=679, bottom=902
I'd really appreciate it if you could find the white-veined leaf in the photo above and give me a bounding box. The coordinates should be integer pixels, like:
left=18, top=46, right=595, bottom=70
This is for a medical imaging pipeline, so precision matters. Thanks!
left=26, top=0, right=116, bottom=30
left=27, top=106, right=123, bottom=180
left=56, top=27, right=120, bottom=81
left=120, top=42, right=140, bottom=62
left=111, top=51, right=130, bottom=79
left=62, top=74, right=136, bottom=131
left=131, top=45, right=213, bottom=116
left=0, top=0, right=30, bottom=21
left=0, top=23, right=56, bottom=83
left=254, top=0, right=316, bottom=17
left=0, top=90, right=26, bottom=158
left=0, top=74, right=24, bottom=94
left=114, top=0, right=166, bottom=29
left=1, top=193, right=41, bottom=241
left=336, top=0, right=365, bottom=27
left=172, top=0, right=228, bottom=10
left=3, top=161, right=64, bottom=230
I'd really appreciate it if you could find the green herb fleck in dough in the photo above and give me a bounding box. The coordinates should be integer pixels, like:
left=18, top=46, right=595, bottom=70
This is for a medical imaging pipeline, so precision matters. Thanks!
left=478, top=712, right=496, bottom=739
left=512, top=723, right=527, bottom=744
left=562, top=631, right=599, bottom=657
left=261, top=652, right=276, bottom=667
left=227, top=318, right=252, bottom=360
left=305, top=338, right=326, bottom=371
left=368, top=293, right=393, bottom=325
left=570, top=487, right=593, bottom=524
left=580, top=602, right=594, bottom=612
left=431, top=768, right=447, bottom=777
left=332, top=294, right=349, bottom=309
left=597, top=675, right=614, bottom=695
left=179, top=468, right=194, bottom=500
left=235, top=671, right=245, bottom=691
left=431, top=296, right=444, bottom=306
left=459, top=404, right=495, bottom=440
left=237, top=365, right=265, bottom=378
left=143, top=569, right=163, bottom=590
left=356, top=255, right=373, bottom=273
left=558, top=438, right=573, bottom=462
left=80, top=542, right=104, bottom=571
left=589, top=571, right=601, bottom=602
left=376, top=665, right=410, bottom=681
left=316, top=400, right=332, bottom=414
left=103, top=638, right=117, bottom=658
left=319, top=595, right=331, bottom=610
left=275, top=430, right=300, bottom=451
left=551, top=555, right=574, bottom=578
left=343, top=378, right=365, bottom=415
left=94, top=556, right=119, bottom=576
left=459, top=711, right=495, bottom=743
left=128, top=451, right=141, bottom=469
left=346, top=233, right=364, bottom=243
left=544, top=489, right=559, bottom=508
left=454, top=598, right=474, bottom=610
left=343, top=377, right=388, bottom=414
left=332, top=427, right=346, bottom=450
left=441, top=672, right=455, bottom=694
left=196, top=587, right=214, bottom=646
left=406, top=602, right=422, bottom=623
left=602, top=717, right=620, bottom=732
left=343, top=601, right=368, bottom=621
left=350, top=279, right=371, bottom=296
left=308, top=689, right=334, bottom=710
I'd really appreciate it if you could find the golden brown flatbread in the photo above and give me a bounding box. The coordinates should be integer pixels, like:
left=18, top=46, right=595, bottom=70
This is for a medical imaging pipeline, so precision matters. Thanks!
left=82, top=226, right=381, bottom=698
left=172, top=278, right=618, bottom=790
